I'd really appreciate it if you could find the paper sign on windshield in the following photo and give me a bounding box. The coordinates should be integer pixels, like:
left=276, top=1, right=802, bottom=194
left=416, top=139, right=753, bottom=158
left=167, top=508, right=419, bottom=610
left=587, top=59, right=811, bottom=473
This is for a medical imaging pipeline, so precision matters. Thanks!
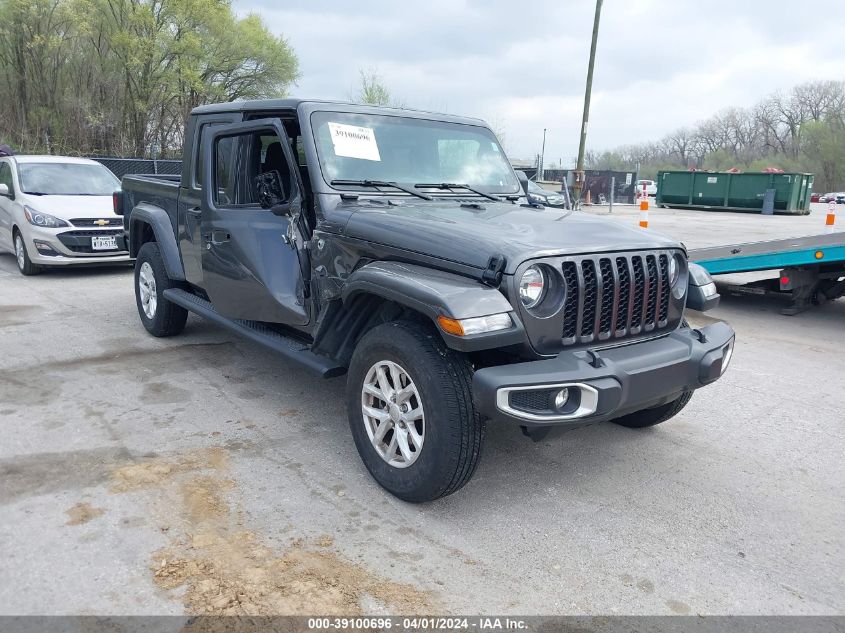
left=327, top=122, right=381, bottom=161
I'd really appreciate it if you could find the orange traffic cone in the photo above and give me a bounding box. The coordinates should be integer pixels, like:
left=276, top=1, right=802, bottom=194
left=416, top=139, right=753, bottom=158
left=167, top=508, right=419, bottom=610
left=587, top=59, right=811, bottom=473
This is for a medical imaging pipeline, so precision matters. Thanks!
left=639, top=183, right=649, bottom=229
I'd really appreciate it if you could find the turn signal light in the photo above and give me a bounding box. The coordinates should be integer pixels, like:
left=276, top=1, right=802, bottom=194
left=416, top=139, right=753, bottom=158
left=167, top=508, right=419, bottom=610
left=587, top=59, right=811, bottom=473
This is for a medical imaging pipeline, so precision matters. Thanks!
left=437, top=313, right=512, bottom=336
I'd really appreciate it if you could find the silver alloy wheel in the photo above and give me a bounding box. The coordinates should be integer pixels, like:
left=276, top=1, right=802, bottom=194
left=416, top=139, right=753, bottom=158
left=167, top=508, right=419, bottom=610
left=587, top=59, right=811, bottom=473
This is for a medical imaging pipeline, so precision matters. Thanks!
left=15, top=234, right=25, bottom=271
left=361, top=360, right=425, bottom=468
left=138, top=261, right=158, bottom=319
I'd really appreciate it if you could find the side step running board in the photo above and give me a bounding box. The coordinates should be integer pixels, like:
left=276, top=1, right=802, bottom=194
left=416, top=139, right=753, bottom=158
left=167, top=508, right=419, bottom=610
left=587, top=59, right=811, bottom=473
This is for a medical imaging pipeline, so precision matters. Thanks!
left=162, top=288, right=346, bottom=378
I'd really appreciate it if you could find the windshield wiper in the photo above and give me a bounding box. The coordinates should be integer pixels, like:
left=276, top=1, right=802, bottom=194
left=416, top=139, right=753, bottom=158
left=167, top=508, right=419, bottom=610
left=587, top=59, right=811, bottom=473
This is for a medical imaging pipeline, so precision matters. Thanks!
left=330, top=179, right=432, bottom=201
left=414, top=182, right=501, bottom=202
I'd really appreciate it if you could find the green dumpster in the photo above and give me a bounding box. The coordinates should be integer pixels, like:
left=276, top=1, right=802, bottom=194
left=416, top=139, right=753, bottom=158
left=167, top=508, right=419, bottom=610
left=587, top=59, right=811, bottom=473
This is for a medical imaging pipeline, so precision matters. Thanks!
left=656, top=171, right=814, bottom=215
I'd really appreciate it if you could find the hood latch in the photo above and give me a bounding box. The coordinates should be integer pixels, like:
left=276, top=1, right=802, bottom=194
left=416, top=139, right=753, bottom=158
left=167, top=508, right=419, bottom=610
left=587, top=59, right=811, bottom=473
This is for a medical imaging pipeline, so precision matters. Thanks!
left=481, top=254, right=507, bottom=287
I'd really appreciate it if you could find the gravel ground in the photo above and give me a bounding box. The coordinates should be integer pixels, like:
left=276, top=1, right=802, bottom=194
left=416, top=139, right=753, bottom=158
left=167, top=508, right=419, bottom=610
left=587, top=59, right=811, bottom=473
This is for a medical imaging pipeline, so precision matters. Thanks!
left=0, top=247, right=842, bottom=616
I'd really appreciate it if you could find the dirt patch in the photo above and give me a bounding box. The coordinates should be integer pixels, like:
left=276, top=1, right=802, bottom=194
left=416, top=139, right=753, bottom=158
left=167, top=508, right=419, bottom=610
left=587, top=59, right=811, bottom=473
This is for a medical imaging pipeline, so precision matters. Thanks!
left=110, top=447, right=434, bottom=615
left=181, top=476, right=233, bottom=523
left=65, top=502, right=105, bottom=526
left=110, top=447, right=228, bottom=493
left=314, top=535, right=334, bottom=548
left=153, top=532, right=430, bottom=615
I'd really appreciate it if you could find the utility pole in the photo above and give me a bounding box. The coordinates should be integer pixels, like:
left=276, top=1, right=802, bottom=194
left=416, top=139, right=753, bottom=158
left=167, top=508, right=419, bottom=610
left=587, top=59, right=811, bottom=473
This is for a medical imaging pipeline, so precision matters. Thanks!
left=539, top=128, right=547, bottom=181
left=573, top=0, right=603, bottom=205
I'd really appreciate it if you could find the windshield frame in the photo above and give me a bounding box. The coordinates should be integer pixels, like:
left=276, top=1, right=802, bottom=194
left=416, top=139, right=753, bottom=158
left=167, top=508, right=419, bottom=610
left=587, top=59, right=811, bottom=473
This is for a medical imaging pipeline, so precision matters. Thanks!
left=308, top=109, right=520, bottom=198
left=17, top=161, right=120, bottom=196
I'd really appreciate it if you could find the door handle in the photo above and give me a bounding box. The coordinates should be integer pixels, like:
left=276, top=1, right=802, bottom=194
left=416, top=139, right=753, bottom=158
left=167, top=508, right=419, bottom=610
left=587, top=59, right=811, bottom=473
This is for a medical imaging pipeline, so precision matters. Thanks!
left=187, top=206, right=202, bottom=217
left=204, top=231, right=230, bottom=246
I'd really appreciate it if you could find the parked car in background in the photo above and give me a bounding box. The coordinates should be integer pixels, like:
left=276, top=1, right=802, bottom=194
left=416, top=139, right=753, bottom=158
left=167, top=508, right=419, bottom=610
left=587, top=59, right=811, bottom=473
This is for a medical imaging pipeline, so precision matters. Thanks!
left=0, top=156, right=128, bottom=275
left=635, top=179, right=657, bottom=196
left=810, top=192, right=820, bottom=203
left=835, top=193, right=845, bottom=204
left=818, top=193, right=837, bottom=203
left=526, top=179, right=566, bottom=207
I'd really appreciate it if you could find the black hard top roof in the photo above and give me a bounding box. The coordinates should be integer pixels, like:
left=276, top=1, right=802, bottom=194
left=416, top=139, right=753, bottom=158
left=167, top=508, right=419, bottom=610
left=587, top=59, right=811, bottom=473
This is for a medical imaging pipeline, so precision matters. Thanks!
left=191, top=98, right=486, bottom=126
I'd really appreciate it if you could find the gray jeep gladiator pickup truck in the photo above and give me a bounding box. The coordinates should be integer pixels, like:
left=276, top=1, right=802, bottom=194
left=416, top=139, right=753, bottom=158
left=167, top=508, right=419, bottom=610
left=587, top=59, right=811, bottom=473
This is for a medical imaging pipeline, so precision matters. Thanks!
left=118, top=99, right=734, bottom=502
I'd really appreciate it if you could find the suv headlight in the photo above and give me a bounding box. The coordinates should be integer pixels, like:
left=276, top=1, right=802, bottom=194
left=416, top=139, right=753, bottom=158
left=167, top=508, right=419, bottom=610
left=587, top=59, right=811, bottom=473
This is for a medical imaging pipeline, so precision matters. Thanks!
left=24, top=206, right=68, bottom=228
left=670, top=253, right=688, bottom=298
left=519, top=265, right=546, bottom=309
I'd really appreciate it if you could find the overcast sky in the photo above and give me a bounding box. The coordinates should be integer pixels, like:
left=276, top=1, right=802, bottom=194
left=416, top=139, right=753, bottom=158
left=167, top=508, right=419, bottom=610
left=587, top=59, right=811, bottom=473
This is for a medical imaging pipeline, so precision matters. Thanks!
left=233, top=0, right=845, bottom=165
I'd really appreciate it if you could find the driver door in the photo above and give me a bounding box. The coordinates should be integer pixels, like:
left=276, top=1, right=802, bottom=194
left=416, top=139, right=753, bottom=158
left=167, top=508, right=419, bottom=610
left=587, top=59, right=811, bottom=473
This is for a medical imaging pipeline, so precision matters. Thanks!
left=200, top=119, right=310, bottom=325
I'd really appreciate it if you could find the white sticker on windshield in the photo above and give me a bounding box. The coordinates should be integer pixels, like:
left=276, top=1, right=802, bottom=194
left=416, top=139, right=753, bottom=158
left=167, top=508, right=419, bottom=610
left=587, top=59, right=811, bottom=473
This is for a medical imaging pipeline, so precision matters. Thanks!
left=327, top=122, right=381, bottom=161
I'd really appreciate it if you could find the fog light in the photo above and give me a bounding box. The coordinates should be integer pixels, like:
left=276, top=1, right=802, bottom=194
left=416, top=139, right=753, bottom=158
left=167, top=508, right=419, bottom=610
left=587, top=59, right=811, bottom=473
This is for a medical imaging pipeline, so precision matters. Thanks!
left=554, top=388, right=570, bottom=410
left=33, top=240, right=60, bottom=256
left=721, top=340, right=734, bottom=375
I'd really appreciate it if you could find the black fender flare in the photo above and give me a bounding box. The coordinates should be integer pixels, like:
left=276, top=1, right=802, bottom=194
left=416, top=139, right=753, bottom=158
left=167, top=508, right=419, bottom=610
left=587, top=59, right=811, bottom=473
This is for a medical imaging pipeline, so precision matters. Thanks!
left=129, top=203, right=185, bottom=281
left=341, top=261, right=526, bottom=352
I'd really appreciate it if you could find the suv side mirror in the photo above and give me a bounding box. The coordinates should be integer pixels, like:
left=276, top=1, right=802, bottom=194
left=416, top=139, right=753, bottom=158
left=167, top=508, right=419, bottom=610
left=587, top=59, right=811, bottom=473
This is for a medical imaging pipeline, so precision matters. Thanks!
left=254, top=171, right=287, bottom=213
left=0, top=183, right=9, bottom=196
left=514, top=170, right=530, bottom=196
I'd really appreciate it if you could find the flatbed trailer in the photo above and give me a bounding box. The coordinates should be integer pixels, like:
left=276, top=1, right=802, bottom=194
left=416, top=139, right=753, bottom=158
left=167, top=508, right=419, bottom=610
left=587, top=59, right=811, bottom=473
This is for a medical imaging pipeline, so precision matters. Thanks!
left=582, top=203, right=845, bottom=315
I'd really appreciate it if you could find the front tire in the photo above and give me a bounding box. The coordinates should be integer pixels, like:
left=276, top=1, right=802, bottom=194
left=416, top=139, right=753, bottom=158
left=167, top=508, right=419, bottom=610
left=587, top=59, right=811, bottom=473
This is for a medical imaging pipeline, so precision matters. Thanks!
left=134, top=241, right=188, bottom=337
left=346, top=321, right=485, bottom=503
left=611, top=390, right=694, bottom=428
left=14, top=230, right=42, bottom=276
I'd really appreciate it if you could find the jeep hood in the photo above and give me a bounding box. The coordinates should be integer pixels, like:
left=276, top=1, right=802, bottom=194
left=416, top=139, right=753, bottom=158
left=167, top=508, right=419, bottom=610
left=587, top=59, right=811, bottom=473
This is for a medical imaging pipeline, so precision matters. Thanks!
left=342, top=201, right=681, bottom=273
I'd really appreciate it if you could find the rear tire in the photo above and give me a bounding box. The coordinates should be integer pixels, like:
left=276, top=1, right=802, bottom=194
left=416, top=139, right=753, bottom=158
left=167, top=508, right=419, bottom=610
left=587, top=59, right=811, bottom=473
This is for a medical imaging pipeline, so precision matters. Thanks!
left=611, top=390, right=694, bottom=428
left=346, top=320, right=485, bottom=503
left=14, top=230, right=42, bottom=276
left=134, top=241, right=188, bottom=337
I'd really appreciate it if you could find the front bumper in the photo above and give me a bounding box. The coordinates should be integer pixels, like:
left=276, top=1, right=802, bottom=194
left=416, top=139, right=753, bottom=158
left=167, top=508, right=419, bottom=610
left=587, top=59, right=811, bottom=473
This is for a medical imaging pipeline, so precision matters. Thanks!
left=473, top=321, right=735, bottom=427
left=23, top=225, right=130, bottom=266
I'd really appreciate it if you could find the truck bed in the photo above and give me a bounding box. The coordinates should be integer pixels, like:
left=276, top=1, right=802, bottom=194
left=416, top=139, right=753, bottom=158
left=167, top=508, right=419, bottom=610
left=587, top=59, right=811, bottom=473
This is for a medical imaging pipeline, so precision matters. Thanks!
left=121, top=174, right=181, bottom=220
left=122, top=173, right=180, bottom=195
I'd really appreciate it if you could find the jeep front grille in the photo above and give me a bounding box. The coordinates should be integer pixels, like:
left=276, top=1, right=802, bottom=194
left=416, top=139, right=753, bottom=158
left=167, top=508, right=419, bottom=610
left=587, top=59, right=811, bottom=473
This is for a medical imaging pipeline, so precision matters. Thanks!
left=558, top=252, right=676, bottom=346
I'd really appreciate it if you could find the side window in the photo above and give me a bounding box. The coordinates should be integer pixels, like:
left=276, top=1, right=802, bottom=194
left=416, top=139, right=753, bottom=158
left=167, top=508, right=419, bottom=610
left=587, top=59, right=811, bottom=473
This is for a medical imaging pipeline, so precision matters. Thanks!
left=195, top=124, right=210, bottom=187
left=214, top=136, right=237, bottom=205
left=213, top=129, right=290, bottom=207
left=195, top=121, right=230, bottom=188
left=0, top=162, right=13, bottom=193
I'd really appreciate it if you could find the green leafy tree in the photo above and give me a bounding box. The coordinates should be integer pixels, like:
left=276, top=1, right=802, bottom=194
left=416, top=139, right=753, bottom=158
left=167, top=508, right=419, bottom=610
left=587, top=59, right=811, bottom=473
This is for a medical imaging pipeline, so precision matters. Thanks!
left=351, top=68, right=404, bottom=107
left=0, top=0, right=299, bottom=156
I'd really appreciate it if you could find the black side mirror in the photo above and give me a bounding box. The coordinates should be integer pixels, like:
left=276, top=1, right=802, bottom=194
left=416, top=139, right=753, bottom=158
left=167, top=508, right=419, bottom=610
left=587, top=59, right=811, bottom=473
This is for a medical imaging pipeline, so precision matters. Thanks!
left=515, top=170, right=530, bottom=196
left=254, top=171, right=286, bottom=212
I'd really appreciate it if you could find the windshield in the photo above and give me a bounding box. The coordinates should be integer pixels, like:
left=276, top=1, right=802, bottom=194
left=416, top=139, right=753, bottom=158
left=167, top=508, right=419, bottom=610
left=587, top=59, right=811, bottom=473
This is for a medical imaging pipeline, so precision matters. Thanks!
left=18, top=162, right=120, bottom=195
left=311, top=111, right=519, bottom=195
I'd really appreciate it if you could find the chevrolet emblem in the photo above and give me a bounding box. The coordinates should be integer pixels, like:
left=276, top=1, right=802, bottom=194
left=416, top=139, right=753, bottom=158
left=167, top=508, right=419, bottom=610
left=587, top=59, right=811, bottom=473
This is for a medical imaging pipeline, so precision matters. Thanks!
left=94, top=219, right=109, bottom=226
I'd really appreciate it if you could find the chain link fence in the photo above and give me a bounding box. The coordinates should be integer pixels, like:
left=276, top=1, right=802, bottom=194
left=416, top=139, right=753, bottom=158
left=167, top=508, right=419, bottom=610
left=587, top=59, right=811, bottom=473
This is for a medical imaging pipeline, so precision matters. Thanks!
left=89, top=157, right=183, bottom=179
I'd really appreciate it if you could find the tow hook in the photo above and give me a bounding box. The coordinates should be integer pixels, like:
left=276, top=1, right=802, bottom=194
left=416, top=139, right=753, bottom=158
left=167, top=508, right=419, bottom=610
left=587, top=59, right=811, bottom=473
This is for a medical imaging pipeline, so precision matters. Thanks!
left=521, top=426, right=552, bottom=442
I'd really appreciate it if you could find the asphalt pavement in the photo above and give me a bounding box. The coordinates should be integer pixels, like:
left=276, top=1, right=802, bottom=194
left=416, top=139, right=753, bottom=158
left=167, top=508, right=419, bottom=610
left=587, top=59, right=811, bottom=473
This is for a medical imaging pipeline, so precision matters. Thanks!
left=0, top=246, right=842, bottom=616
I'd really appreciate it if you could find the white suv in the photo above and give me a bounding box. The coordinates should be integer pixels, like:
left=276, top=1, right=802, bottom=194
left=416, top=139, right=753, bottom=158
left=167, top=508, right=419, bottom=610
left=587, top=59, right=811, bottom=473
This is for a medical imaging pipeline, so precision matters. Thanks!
left=0, top=156, right=130, bottom=275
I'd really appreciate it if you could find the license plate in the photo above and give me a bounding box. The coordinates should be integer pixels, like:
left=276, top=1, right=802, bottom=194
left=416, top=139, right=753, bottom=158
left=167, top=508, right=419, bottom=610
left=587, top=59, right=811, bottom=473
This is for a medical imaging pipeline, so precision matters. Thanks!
left=91, top=235, right=117, bottom=251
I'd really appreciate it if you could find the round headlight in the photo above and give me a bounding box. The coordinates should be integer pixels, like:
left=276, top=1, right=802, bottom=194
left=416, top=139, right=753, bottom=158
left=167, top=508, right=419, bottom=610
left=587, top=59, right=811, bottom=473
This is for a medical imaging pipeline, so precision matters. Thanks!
left=519, top=265, right=546, bottom=309
left=670, top=253, right=687, bottom=298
